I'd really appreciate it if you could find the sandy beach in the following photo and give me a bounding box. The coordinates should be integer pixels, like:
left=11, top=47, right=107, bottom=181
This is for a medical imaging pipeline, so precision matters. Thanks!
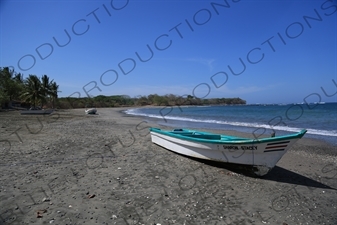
left=0, top=108, right=336, bottom=225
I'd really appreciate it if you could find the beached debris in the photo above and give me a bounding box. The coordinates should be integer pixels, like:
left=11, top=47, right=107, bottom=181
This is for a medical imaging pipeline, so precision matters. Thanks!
left=85, top=191, right=96, bottom=199
left=36, top=209, right=47, bottom=218
left=42, top=197, right=50, bottom=202
left=88, top=194, right=96, bottom=199
left=226, top=172, right=240, bottom=177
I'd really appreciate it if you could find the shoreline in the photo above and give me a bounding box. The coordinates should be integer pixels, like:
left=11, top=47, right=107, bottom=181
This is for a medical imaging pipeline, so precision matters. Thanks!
left=120, top=106, right=337, bottom=148
left=0, top=108, right=336, bottom=225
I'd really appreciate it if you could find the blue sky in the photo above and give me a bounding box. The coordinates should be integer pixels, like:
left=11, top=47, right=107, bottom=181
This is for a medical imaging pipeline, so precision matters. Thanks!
left=1, top=0, right=336, bottom=104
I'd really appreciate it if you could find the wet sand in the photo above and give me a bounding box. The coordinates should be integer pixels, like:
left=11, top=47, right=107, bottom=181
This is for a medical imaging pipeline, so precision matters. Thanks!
left=0, top=108, right=336, bottom=225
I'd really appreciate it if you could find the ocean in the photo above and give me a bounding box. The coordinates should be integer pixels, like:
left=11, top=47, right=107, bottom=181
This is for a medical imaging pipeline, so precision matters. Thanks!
left=124, top=102, right=337, bottom=146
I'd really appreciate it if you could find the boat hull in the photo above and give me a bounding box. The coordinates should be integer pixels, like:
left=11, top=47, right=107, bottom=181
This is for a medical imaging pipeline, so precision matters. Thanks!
left=20, top=109, right=54, bottom=115
left=150, top=128, right=307, bottom=176
left=85, top=108, right=97, bottom=114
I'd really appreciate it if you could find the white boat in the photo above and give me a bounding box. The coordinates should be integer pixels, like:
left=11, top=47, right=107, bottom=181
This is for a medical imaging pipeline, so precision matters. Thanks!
left=150, top=128, right=307, bottom=176
left=85, top=108, right=97, bottom=114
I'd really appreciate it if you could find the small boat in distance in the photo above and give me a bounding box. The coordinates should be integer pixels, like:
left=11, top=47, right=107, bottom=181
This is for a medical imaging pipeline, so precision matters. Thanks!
left=149, top=128, right=307, bottom=176
left=21, top=107, right=54, bottom=115
left=85, top=108, right=97, bottom=115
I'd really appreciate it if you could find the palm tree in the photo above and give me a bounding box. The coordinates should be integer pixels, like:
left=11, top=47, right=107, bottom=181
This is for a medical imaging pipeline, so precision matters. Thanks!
left=13, top=73, right=24, bottom=84
left=0, top=67, right=24, bottom=104
left=50, top=81, right=59, bottom=108
left=21, top=75, right=45, bottom=108
left=0, top=67, right=12, bottom=105
left=41, top=74, right=53, bottom=106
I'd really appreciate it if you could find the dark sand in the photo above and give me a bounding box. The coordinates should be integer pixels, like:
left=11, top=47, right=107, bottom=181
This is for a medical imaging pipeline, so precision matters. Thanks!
left=0, top=108, right=336, bottom=225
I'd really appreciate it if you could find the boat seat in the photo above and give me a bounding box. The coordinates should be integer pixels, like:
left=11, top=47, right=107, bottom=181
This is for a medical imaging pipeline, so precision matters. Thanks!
left=188, top=133, right=222, bottom=140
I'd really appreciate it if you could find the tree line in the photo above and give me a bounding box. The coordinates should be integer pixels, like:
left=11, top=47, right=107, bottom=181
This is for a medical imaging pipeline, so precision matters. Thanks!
left=59, top=94, right=246, bottom=108
left=0, top=67, right=59, bottom=109
left=1, top=67, right=246, bottom=109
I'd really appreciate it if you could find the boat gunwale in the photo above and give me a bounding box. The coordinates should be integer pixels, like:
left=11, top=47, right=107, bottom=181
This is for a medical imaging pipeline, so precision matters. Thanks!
left=149, top=128, right=307, bottom=145
left=20, top=109, right=54, bottom=115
